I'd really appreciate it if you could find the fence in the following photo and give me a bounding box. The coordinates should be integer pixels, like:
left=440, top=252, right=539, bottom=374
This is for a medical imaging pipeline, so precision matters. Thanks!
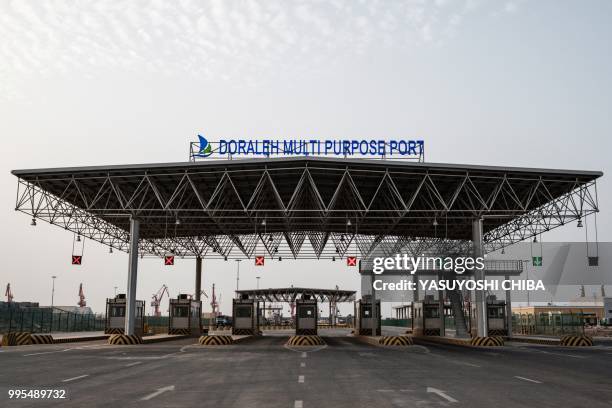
left=381, top=318, right=412, bottom=327
left=0, top=305, right=105, bottom=334
left=512, top=313, right=584, bottom=336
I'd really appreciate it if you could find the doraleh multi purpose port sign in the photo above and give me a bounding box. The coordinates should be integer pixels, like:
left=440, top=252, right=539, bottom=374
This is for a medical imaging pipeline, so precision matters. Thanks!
left=190, top=135, right=425, bottom=161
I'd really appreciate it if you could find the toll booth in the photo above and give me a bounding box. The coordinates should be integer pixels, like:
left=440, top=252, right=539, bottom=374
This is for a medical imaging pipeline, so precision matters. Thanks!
left=468, top=296, right=508, bottom=336
left=169, top=294, right=202, bottom=336
left=354, top=296, right=381, bottom=336
left=105, top=294, right=145, bottom=335
left=295, top=297, right=317, bottom=335
left=232, top=295, right=260, bottom=335
left=412, top=298, right=443, bottom=336
left=486, top=296, right=507, bottom=336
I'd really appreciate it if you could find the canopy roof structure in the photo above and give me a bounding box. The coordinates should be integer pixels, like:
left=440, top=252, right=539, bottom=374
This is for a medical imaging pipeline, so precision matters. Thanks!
left=12, top=156, right=601, bottom=260
left=236, top=287, right=356, bottom=303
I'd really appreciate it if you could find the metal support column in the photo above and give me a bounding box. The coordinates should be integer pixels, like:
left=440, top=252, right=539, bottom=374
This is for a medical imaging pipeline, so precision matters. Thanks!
left=195, top=257, right=202, bottom=301
left=438, top=273, right=446, bottom=336
left=505, top=274, right=512, bottom=335
left=125, top=217, right=140, bottom=336
left=473, top=218, right=488, bottom=337
left=370, top=273, right=378, bottom=336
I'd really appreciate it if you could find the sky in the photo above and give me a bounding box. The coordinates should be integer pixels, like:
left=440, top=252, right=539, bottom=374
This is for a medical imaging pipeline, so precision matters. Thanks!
left=1, top=0, right=611, bottom=317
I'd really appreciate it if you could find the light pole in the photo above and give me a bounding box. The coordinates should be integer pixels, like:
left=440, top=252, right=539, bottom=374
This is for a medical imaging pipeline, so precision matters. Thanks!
left=114, top=286, right=118, bottom=297
left=256, top=276, right=261, bottom=290
left=51, top=276, right=57, bottom=308
left=235, top=259, right=242, bottom=292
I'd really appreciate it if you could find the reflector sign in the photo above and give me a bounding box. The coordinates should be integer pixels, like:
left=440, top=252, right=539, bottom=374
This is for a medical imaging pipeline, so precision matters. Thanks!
left=255, top=256, right=265, bottom=266
left=346, top=256, right=357, bottom=266
left=71, top=255, right=82, bottom=265
left=164, top=255, right=175, bottom=265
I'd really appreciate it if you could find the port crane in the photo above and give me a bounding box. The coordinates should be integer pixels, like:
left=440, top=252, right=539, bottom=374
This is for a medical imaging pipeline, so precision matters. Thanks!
left=77, top=283, right=86, bottom=307
left=151, top=284, right=169, bottom=316
left=5, top=283, right=13, bottom=303
left=210, top=283, right=220, bottom=318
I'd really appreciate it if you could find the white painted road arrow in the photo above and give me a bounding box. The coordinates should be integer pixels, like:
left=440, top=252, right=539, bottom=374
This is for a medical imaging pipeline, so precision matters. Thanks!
left=427, top=387, right=458, bottom=403
left=141, top=385, right=175, bottom=401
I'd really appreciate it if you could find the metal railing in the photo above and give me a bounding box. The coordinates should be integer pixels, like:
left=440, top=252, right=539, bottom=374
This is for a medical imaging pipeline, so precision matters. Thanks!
left=512, top=313, right=584, bottom=336
left=0, top=305, right=105, bottom=334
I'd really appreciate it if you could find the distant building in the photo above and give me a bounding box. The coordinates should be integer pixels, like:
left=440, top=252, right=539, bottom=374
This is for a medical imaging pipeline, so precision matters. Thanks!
left=513, top=304, right=604, bottom=326
left=52, top=306, right=94, bottom=315
left=605, top=297, right=612, bottom=324
left=0, top=301, right=40, bottom=309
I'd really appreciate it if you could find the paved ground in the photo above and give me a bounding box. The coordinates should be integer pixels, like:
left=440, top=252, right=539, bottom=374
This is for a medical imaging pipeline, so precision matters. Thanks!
left=1, top=328, right=612, bottom=407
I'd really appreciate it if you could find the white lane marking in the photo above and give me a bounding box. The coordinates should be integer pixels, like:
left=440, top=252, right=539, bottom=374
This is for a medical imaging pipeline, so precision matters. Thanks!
left=514, top=376, right=542, bottom=384
left=300, top=362, right=306, bottom=367
left=24, top=349, right=71, bottom=357
left=411, top=345, right=430, bottom=353
left=125, top=361, right=142, bottom=367
left=538, top=350, right=585, bottom=359
left=428, top=353, right=481, bottom=368
left=427, top=387, right=458, bottom=403
left=301, top=352, right=307, bottom=358
left=298, top=375, right=305, bottom=383
left=376, top=389, right=393, bottom=392
left=140, top=385, right=175, bottom=401
left=62, top=374, right=89, bottom=382
left=294, top=400, right=303, bottom=408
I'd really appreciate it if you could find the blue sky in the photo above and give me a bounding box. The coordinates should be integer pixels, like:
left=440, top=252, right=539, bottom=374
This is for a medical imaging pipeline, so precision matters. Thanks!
left=1, top=0, right=611, bottom=315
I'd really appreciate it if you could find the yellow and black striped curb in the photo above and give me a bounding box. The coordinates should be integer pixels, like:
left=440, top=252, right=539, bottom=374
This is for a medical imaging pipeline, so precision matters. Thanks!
left=1, top=332, right=32, bottom=346
left=286, top=335, right=325, bottom=346
left=412, top=336, right=504, bottom=348
left=30, top=334, right=54, bottom=344
left=168, top=328, right=193, bottom=335
left=488, top=329, right=507, bottom=336
left=199, top=335, right=234, bottom=345
left=470, top=336, right=504, bottom=347
left=261, top=325, right=293, bottom=330
left=233, top=328, right=259, bottom=335
left=295, top=329, right=318, bottom=336
left=105, top=328, right=124, bottom=335
left=108, top=334, right=143, bottom=345
left=211, top=326, right=232, bottom=331
left=53, top=335, right=109, bottom=344
left=379, top=336, right=414, bottom=346
left=560, top=335, right=593, bottom=347
left=506, top=336, right=560, bottom=345
left=357, top=329, right=381, bottom=336
left=423, top=328, right=441, bottom=336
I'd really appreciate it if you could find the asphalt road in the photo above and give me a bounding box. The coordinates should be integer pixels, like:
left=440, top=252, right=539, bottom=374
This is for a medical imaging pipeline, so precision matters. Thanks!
left=1, top=328, right=612, bottom=407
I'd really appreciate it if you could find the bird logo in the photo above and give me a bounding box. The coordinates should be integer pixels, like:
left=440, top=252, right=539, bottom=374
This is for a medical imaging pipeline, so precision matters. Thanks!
left=197, top=134, right=213, bottom=157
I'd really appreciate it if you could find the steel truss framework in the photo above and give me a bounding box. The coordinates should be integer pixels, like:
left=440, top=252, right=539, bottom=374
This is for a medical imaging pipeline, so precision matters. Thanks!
left=236, top=288, right=356, bottom=303
left=13, top=157, right=601, bottom=260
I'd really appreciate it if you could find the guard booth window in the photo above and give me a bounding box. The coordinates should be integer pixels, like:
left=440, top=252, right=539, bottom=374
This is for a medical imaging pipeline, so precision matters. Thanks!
left=110, top=306, right=125, bottom=317
left=361, top=305, right=372, bottom=318
left=299, top=306, right=315, bottom=318
left=488, top=307, right=504, bottom=319
left=236, top=306, right=252, bottom=318
left=424, top=307, right=440, bottom=318
left=173, top=306, right=189, bottom=317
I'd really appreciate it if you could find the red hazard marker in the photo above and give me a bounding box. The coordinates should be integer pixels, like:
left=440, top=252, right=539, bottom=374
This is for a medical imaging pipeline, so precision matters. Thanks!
left=71, top=255, right=82, bottom=265
left=164, top=255, right=175, bottom=266
left=255, top=256, right=265, bottom=266
left=346, top=256, right=357, bottom=266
